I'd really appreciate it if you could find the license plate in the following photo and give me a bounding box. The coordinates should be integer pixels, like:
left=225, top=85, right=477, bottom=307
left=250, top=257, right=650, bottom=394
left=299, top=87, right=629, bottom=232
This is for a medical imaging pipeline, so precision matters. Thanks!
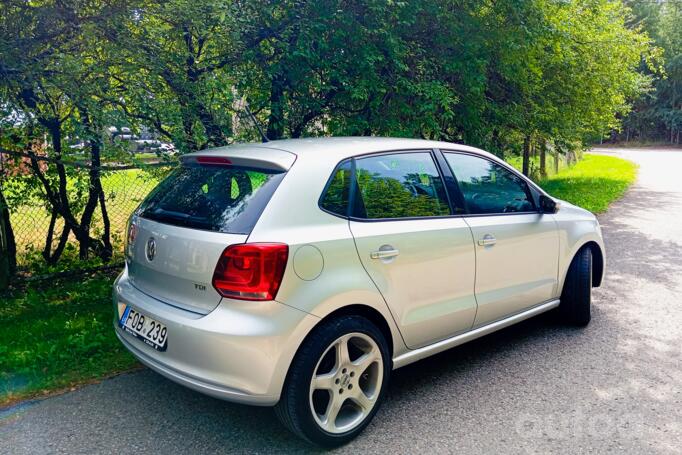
left=119, top=306, right=168, bottom=351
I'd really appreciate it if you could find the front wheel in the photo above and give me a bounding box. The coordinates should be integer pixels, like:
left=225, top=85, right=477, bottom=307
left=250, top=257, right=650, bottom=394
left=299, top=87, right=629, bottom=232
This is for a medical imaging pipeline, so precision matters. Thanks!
left=275, top=315, right=390, bottom=447
left=558, top=247, right=592, bottom=326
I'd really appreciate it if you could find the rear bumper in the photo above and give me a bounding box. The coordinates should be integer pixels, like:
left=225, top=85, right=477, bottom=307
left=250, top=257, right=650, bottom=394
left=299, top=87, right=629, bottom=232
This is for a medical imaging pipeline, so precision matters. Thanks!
left=113, top=268, right=319, bottom=406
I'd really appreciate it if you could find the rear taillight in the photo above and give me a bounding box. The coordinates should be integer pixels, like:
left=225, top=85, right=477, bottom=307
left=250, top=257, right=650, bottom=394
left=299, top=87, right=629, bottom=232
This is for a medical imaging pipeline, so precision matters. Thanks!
left=212, top=243, right=288, bottom=301
left=127, top=221, right=138, bottom=245
left=126, top=220, right=138, bottom=258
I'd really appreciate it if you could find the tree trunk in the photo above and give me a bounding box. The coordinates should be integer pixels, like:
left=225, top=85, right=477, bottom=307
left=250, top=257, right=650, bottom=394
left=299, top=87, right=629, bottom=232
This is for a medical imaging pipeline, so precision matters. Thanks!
left=43, top=209, right=58, bottom=261
left=98, top=188, right=112, bottom=262
left=30, top=116, right=106, bottom=265
left=195, top=102, right=229, bottom=148
left=267, top=72, right=286, bottom=140
left=554, top=147, right=560, bottom=174
left=0, top=188, right=16, bottom=290
left=78, top=110, right=106, bottom=260
left=43, top=121, right=81, bottom=263
left=179, top=105, right=198, bottom=151
left=540, top=142, right=547, bottom=179
left=47, top=224, right=71, bottom=266
left=522, top=134, right=531, bottom=177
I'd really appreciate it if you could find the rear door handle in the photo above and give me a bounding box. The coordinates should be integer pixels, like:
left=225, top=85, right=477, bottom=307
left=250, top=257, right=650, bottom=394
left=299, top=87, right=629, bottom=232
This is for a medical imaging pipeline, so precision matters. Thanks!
left=477, top=234, right=497, bottom=246
left=370, top=249, right=400, bottom=259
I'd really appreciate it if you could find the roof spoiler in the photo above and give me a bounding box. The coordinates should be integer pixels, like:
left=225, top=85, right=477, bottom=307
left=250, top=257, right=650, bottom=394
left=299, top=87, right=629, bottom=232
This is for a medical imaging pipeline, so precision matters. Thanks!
left=182, top=146, right=296, bottom=172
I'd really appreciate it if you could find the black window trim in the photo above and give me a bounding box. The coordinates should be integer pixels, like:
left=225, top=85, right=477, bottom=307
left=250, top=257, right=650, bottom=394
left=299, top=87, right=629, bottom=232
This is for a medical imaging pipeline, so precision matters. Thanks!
left=318, top=147, right=549, bottom=222
left=318, top=148, right=460, bottom=222
left=437, top=149, right=542, bottom=217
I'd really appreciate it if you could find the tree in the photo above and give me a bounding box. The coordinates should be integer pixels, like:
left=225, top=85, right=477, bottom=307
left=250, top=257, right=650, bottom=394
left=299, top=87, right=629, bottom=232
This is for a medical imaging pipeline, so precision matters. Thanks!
left=483, top=0, right=653, bottom=174
left=0, top=0, right=127, bottom=263
left=621, top=1, right=679, bottom=143
left=0, top=0, right=659, bottom=270
left=106, top=0, right=240, bottom=152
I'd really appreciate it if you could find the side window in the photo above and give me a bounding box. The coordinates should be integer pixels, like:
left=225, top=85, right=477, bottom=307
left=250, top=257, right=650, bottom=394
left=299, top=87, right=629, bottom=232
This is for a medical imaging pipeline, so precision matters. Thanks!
left=444, top=152, right=535, bottom=214
left=320, top=159, right=352, bottom=216
left=353, top=152, right=451, bottom=219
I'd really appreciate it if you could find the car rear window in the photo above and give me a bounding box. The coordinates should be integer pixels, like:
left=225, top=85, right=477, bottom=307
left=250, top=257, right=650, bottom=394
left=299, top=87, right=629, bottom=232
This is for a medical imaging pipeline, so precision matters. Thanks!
left=136, top=164, right=285, bottom=234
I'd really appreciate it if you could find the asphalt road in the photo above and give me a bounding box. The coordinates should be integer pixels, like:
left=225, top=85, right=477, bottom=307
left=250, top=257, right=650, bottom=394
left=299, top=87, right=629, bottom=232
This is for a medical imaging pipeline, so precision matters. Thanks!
left=2, top=148, right=681, bottom=454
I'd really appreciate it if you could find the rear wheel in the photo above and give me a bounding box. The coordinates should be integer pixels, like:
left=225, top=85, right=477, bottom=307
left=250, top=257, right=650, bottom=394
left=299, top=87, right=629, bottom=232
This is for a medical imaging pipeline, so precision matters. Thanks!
left=558, top=247, right=592, bottom=326
left=275, top=315, right=390, bottom=447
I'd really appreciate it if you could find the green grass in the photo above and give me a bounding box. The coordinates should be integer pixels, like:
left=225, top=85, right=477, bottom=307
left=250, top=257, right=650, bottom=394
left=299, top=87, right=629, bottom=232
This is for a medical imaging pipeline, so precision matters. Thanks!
left=0, top=273, right=138, bottom=407
left=536, top=154, right=637, bottom=213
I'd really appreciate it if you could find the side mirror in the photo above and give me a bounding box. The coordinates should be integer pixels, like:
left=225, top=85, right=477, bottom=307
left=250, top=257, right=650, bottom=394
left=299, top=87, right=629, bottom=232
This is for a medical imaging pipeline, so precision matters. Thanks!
left=539, top=195, right=560, bottom=214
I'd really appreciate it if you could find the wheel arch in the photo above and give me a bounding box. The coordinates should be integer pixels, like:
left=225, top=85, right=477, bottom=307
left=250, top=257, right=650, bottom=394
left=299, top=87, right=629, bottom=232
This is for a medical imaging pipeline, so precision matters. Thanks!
left=293, top=304, right=396, bottom=366
left=317, top=304, right=395, bottom=358
left=560, top=241, right=605, bottom=291
left=584, top=241, right=604, bottom=287
left=273, top=303, right=398, bottom=404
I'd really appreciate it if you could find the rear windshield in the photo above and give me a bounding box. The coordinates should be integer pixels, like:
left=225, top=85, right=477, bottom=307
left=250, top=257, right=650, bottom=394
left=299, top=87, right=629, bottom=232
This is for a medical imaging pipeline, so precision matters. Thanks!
left=137, top=164, right=285, bottom=234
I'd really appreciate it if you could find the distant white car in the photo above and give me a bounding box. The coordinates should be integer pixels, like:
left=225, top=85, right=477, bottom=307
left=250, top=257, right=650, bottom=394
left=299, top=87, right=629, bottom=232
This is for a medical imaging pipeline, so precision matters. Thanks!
left=157, top=142, right=176, bottom=154
left=114, top=137, right=605, bottom=447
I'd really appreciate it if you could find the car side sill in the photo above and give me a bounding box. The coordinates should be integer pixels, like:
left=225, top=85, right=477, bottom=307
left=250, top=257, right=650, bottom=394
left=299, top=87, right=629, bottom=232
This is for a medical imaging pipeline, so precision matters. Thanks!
left=391, top=299, right=560, bottom=369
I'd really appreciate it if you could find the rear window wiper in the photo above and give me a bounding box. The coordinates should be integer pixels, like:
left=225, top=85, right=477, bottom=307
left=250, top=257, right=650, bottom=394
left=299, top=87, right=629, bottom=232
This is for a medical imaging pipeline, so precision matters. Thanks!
left=143, top=208, right=213, bottom=229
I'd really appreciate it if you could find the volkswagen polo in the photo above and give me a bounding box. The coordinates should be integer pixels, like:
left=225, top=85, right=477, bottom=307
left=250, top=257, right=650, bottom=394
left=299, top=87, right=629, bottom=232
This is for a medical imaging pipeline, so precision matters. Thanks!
left=114, top=137, right=604, bottom=447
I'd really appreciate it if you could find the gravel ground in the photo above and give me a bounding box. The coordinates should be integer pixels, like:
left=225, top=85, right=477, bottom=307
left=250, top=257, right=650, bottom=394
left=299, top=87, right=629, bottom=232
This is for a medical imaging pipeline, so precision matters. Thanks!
left=1, top=148, right=681, bottom=454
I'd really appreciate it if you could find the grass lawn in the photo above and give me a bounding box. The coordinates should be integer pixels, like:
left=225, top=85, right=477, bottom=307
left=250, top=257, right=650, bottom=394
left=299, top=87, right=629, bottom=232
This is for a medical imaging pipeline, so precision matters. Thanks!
left=536, top=154, right=637, bottom=213
left=0, top=152, right=636, bottom=408
left=0, top=273, right=139, bottom=407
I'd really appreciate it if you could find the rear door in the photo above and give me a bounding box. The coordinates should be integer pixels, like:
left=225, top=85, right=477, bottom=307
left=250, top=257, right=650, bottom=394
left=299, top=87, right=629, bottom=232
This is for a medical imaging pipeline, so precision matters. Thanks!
left=348, top=151, right=477, bottom=349
left=126, top=160, right=286, bottom=314
left=441, top=151, right=559, bottom=327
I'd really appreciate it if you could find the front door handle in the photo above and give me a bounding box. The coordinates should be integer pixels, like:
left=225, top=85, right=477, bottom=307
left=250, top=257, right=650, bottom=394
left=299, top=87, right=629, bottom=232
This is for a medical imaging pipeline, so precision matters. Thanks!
left=477, top=234, right=497, bottom=246
left=370, top=248, right=400, bottom=260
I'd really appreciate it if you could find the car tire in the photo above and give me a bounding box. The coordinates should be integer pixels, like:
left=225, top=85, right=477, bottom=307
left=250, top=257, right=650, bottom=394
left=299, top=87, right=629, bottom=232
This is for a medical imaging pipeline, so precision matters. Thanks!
left=275, top=315, right=390, bottom=448
left=559, top=247, right=592, bottom=326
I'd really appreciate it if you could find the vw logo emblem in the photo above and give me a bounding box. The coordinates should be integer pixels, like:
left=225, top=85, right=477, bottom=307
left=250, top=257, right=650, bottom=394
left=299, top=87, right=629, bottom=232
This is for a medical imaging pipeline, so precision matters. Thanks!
left=146, top=237, right=156, bottom=261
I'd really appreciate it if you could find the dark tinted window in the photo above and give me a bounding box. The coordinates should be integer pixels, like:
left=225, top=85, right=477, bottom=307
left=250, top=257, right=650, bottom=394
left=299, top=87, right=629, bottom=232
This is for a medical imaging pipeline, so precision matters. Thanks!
left=320, top=160, right=351, bottom=216
left=137, top=164, right=284, bottom=233
left=444, top=153, right=534, bottom=214
left=353, top=152, right=451, bottom=219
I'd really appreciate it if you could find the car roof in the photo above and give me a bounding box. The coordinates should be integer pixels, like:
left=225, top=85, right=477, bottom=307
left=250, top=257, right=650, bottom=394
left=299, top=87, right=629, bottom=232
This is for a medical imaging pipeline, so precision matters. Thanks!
left=184, top=136, right=496, bottom=170
left=258, top=136, right=486, bottom=157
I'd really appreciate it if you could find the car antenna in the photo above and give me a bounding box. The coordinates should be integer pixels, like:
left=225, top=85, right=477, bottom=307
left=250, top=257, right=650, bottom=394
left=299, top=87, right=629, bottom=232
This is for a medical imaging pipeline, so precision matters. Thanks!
left=240, top=98, right=269, bottom=143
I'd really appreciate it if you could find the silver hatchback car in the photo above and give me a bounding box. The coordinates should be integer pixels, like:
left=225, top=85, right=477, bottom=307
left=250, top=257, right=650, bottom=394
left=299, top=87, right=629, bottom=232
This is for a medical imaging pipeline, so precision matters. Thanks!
left=114, top=137, right=604, bottom=446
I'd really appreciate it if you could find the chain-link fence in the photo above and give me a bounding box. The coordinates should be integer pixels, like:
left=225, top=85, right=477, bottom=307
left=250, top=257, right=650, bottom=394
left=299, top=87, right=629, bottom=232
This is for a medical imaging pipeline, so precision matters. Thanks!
left=0, top=152, right=173, bottom=273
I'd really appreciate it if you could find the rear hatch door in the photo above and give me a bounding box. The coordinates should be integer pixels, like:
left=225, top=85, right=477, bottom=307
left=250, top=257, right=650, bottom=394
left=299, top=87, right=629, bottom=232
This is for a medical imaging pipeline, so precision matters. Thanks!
left=126, top=149, right=292, bottom=314
left=127, top=219, right=245, bottom=314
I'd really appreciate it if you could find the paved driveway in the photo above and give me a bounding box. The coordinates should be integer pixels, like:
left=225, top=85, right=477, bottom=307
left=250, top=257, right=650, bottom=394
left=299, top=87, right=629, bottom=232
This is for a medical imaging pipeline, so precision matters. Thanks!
left=2, top=148, right=681, bottom=454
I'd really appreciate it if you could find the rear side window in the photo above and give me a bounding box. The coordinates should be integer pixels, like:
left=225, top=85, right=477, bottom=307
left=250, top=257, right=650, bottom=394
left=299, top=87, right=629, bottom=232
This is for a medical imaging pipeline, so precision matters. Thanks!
left=320, top=160, right=352, bottom=216
left=137, top=164, right=284, bottom=234
left=443, top=152, right=535, bottom=214
left=353, top=152, right=451, bottom=219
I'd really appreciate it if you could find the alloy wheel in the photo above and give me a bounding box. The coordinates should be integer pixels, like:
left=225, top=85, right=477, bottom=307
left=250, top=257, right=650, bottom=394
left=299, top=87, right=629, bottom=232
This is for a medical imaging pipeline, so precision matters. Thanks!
left=308, top=332, right=384, bottom=434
